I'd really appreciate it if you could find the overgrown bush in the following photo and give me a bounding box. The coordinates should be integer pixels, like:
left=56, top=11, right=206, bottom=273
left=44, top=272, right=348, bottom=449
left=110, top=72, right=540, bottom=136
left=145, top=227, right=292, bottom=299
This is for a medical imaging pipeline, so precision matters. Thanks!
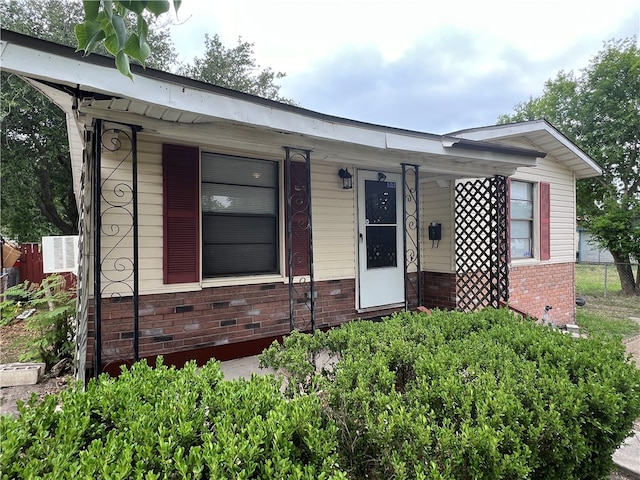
left=0, top=359, right=347, bottom=479
left=0, top=274, right=75, bottom=368
left=262, top=309, right=640, bottom=479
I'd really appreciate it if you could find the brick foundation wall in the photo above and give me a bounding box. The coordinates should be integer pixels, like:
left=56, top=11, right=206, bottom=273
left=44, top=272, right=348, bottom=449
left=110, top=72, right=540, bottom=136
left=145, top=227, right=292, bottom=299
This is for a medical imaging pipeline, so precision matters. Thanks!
left=507, top=262, right=575, bottom=324
left=84, top=264, right=574, bottom=374
left=86, top=278, right=403, bottom=373
left=422, top=271, right=456, bottom=310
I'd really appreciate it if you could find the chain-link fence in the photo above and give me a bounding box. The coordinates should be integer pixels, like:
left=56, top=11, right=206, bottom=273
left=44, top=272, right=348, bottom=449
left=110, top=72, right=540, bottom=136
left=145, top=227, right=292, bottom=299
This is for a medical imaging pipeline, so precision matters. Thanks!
left=576, top=262, right=639, bottom=297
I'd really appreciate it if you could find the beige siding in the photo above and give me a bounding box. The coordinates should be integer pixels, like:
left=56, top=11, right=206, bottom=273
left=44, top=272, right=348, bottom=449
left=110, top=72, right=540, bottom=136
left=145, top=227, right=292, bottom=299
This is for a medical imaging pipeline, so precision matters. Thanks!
left=97, top=130, right=358, bottom=297
left=512, top=153, right=576, bottom=264
left=421, top=181, right=454, bottom=273
left=97, top=132, right=168, bottom=296
left=311, top=162, right=357, bottom=280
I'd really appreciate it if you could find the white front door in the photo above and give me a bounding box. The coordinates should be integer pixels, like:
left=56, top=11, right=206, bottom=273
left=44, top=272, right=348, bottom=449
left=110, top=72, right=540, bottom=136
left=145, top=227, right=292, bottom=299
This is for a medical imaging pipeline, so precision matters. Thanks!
left=358, top=171, right=405, bottom=309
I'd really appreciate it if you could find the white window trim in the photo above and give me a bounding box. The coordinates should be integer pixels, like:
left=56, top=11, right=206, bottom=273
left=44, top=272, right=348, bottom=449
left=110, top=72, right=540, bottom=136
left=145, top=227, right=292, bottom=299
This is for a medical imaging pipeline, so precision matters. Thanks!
left=510, top=180, right=541, bottom=266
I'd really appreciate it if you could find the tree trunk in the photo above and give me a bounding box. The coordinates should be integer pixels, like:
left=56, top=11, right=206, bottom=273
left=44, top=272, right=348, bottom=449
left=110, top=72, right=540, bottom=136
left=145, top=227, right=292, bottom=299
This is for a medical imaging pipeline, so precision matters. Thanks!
left=611, top=251, right=638, bottom=295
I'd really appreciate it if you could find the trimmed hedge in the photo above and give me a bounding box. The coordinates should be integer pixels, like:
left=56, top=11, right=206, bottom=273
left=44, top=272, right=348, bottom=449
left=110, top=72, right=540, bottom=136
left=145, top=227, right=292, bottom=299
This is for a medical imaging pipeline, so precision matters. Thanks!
left=261, top=309, right=640, bottom=479
left=0, top=359, right=347, bottom=479
left=2, top=309, right=638, bottom=479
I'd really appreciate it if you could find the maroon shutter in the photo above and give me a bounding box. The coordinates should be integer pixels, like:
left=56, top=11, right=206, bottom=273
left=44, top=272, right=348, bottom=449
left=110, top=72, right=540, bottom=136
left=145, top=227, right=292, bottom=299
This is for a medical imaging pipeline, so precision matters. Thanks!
left=286, top=161, right=310, bottom=276
left=539, top=182, right=551, bottom=261
left=163, top=144, right=200, bottom=283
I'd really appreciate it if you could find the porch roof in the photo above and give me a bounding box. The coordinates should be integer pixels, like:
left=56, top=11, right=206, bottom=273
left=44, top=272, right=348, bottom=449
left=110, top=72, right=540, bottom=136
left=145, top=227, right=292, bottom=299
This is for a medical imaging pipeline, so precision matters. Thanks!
left=1, top=29, right=545, bottom=186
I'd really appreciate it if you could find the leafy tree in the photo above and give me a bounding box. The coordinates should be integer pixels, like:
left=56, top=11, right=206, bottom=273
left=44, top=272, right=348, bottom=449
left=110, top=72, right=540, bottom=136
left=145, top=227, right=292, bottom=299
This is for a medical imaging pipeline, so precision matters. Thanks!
left=179, top=33, right=293, bottom=102
left=500, top=37, right=640, bottom=295
left=75, top=0, right=182, bottom=79
left=2, top=0, right=292, bottom=242
left=0, top=0, right=179, bottom=242
left=1, top=74, right=78, bottom=241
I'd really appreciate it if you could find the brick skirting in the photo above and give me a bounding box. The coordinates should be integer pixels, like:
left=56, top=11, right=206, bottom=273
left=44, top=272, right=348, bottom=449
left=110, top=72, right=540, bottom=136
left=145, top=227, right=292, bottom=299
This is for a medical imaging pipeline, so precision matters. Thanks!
left=507, top=262, right=575, bottom=324
left=85, top=264, right=575, bottom=375
left=87, top=278, right=403, bottom=375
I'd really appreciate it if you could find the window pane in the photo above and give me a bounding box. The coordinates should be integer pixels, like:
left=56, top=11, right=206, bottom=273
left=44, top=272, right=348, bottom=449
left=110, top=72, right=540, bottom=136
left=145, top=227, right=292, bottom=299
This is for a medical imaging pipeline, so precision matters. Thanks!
left=203, top=215, right=276, bottom=244
left=202, top=153, right=276, bottom=188
left=365, top=180, right=397, bottom=224
left=366, top=225, right=397, bottom=268
left=511, top=199, right=533, bottom=219
left=511, top=238, right=532, bottom=258
left=511, top=181, right=532, bottom=201
left=202, top=184, right=276, bottom=214
left=511, top=220, right=531, bottom=238
left=203, top=244, right=277, bottom=276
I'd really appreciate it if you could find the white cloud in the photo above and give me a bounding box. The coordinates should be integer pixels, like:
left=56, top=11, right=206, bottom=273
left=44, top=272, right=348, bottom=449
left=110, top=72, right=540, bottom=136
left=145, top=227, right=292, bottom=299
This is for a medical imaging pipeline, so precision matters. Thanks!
left=169, top=0, right=640, bottom=132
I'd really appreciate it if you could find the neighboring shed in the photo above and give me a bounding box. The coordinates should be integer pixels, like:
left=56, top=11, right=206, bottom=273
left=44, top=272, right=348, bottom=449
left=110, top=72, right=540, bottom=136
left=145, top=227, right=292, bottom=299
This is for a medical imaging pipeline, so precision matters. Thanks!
left=0, top=30, right=601, bottom=379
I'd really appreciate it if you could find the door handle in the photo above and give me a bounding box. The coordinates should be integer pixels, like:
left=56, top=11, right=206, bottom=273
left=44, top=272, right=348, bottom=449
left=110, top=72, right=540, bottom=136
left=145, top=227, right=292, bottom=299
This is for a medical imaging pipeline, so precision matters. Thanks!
left=359, top=233, right=363, bottom=242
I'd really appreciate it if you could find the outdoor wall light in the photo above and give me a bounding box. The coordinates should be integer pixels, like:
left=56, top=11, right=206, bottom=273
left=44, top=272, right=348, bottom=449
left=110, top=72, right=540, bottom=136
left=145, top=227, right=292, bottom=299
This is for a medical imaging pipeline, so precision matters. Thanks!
left=338, top=168, right=353, bottom=189
left=378, top=172, right=387, bottom=182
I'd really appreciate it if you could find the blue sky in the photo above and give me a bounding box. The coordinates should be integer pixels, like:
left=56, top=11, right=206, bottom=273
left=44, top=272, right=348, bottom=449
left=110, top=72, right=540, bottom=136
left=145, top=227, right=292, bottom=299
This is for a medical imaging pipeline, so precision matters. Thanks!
left=170, top=0, right=640, bottom=133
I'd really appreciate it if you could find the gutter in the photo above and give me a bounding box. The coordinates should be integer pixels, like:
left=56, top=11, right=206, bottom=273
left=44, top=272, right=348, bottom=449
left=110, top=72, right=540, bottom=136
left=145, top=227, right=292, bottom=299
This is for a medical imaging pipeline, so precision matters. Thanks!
left=442, top=137, right=546, bottom=159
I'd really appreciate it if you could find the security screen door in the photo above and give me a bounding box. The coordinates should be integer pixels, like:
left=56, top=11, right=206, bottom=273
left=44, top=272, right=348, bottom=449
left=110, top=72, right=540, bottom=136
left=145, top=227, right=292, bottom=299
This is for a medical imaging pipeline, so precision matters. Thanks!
left=358, top=171, right=404, bottom=309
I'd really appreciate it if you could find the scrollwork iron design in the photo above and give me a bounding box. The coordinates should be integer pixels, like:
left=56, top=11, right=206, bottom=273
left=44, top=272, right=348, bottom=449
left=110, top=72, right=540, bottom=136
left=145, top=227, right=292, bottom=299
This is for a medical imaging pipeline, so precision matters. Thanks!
left=285, top=148, right=315, bottom=333
left=402, top=164, right=422, bottom=309
left=94, top=123, right=140, bottom=376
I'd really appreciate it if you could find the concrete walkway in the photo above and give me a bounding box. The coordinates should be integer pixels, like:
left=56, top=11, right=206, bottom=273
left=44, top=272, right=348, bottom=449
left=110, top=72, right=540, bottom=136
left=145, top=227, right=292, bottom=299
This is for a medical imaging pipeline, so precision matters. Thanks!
left=613, top=430, right=640, bottom=478
left=219, top=354, right=274, bottom=380
left=219, top=355, right=640, bottom=478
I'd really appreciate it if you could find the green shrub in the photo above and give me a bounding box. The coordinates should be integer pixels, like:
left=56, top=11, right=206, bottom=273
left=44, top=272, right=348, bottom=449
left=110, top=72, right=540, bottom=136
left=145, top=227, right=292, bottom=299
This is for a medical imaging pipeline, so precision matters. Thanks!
left=0, top=359, right=347, bottom=479
left=262, top=309, right=640, bottom=479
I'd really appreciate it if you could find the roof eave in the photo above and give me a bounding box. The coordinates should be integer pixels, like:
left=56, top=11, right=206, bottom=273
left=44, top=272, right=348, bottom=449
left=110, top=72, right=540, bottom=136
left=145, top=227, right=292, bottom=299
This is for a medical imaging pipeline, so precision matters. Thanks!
left=448, top=119, right=602, bottom=178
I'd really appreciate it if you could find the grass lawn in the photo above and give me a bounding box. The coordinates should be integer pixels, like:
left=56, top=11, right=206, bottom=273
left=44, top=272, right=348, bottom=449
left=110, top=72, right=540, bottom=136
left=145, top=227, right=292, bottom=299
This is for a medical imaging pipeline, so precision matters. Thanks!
left=576, top=263, right=623, bottom=296
left=577, top=309, right=640, bottom=339
left=575, top=264, right=640, bottom=340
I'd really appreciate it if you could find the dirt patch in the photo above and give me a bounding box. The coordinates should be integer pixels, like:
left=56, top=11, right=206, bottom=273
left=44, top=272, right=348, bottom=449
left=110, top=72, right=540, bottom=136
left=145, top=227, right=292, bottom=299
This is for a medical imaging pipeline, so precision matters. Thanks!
left=0, top=375, right=71, bottom=417
left=0, top=319, right=38, bottom=364
left=1, top=320, right=72, bottom=418
left=623, top=336, right=640, bottom=367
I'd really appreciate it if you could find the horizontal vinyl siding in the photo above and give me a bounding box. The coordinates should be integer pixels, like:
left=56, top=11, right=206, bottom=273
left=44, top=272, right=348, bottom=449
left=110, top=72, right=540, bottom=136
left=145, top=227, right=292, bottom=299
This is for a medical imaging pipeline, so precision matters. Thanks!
left=98, top=133, right=358, bottom=297
left=311, top=162, right=356, bottom=280
left=512, top=153, right=576, bottom=264
left=98, top=133, right=169, bottom=296
left=421, top=182, right=454, bottom=273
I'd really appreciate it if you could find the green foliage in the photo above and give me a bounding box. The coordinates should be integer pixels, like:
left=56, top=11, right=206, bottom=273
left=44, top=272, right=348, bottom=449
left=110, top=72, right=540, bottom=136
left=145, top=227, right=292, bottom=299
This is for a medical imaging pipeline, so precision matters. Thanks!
left=500, top=37, right=640, bottom=294
left=1, top=275, right=75, bottom=368
left=179, top=33, right=293, bottom=103
left=0, top=72, right=78, bottom=241
left=75, top=0, right=181, bottom=79
left=0, top=359, right=347, bottom=479
left=262, top=309, right=640, bottom=479
left=0, top=0, right=179, bottom=242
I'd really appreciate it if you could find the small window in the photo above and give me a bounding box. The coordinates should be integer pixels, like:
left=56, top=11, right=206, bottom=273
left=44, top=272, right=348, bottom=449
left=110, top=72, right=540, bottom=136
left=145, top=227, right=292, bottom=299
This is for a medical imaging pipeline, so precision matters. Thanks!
left=201, top=153, right=278, bottom=277
left=510, top=181, right=533, bottom=258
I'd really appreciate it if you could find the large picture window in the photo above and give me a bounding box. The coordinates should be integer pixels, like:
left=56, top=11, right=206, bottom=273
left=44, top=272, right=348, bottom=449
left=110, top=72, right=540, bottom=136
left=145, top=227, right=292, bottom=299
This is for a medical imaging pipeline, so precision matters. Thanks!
left=510, top=180, right=533, bottom=259
left=201, top=153, right=278, bottom=277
